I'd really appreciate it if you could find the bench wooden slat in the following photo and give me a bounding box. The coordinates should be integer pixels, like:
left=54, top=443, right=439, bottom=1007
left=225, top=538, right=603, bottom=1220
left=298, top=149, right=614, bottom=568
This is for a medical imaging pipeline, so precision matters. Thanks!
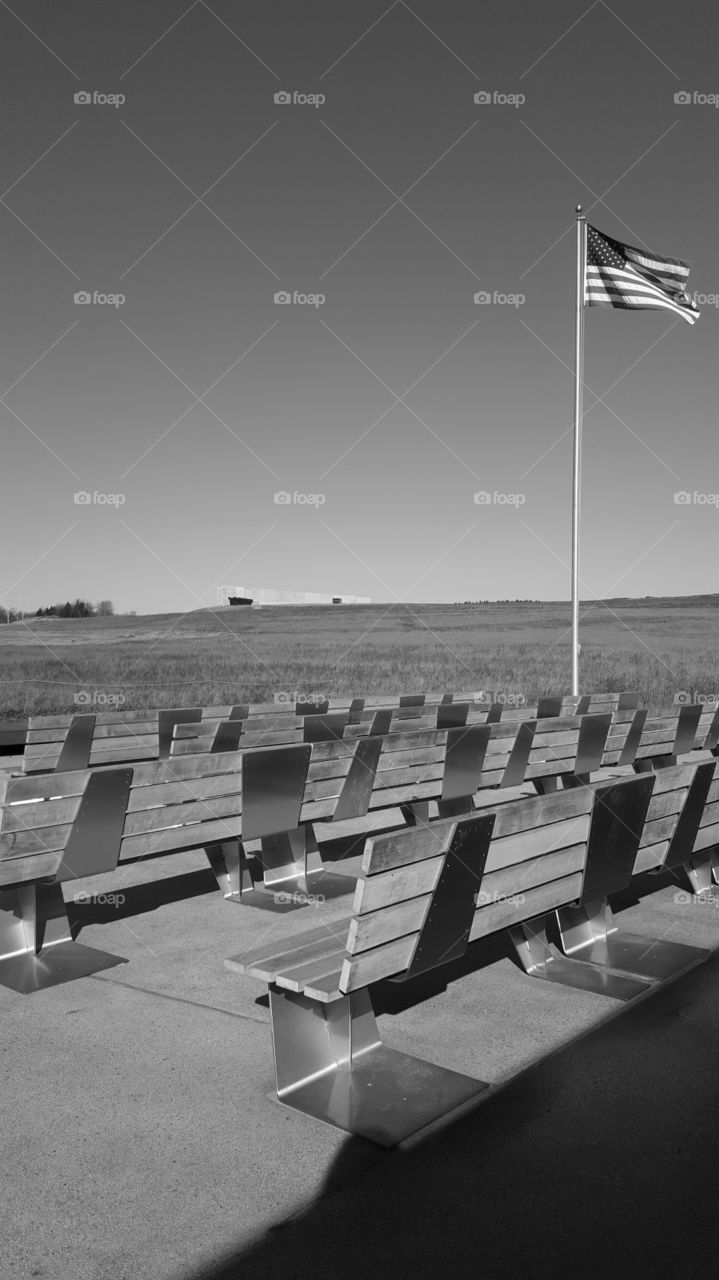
left=347, top=844, right=586, bottom=955
left=118, top=817, right=242, bottom=861
left=228, top=920, right=353, bottom=980
left=122, top=794, right=242, bottom=838
left=338, top=871, right=584, bottom=994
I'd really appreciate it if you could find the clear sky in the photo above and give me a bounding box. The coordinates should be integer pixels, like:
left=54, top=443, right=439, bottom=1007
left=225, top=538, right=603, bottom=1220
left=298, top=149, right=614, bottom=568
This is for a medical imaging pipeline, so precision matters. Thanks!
left=1, top=0, right=717, bottom=615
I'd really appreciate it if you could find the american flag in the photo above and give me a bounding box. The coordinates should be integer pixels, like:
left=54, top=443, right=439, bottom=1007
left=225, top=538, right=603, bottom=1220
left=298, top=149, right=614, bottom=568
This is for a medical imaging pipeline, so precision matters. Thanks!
left=584, top=225, right=700, bottom=324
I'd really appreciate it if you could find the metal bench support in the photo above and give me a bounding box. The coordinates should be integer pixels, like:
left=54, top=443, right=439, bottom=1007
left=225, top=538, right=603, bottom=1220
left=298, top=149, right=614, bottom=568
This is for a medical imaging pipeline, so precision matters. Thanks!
left=205, top=841, right=253, bottom=901
left=682, top=851, right=719, bottom=899
left=269, top=984, right=489, bottom=1147
left=242, top=746, right=356, bottom=904
left=0, top=882, right=127, bottom=993
left=554, top=897, right=708, bottom=983
left=552, top=774, right=708, bottom=983
left=510, top=914, right=652, bottom=1000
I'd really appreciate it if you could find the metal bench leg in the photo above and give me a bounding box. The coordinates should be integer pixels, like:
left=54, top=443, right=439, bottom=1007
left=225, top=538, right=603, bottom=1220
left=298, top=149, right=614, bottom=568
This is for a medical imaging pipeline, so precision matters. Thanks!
left=509, top=913, right=652, bottom=1000
left=554, top=896, right=708, bottom=984
left=204, top=841, right=254, bottom=901
left=251, top=826, right=355, bottom=906
left=269, top=985, right=489, bottom=1147
left=681, top=850, right=719, bottom=900
left=532, top=777, right=559, bottom=795
left=0, top=882, right=126, bottom=994
left=401, top=801, right=430, bottom=826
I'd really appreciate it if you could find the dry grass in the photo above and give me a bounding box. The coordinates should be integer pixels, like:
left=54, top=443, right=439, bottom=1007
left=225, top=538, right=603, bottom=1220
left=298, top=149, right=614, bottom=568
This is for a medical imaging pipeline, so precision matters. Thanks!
left=0, top=598, right=717, bottom=717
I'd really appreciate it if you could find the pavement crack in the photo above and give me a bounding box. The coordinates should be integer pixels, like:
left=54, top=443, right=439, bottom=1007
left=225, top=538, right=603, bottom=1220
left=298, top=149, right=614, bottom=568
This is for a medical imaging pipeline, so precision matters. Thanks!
left=89, top=973, right=267, bottom=1023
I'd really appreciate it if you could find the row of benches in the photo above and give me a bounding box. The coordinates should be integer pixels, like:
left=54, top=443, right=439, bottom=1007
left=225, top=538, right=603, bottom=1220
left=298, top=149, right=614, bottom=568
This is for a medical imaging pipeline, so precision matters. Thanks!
left=6, top=698, right=719, bottom=796
left=0, top=711, right=623, bottom=985
left=227, top=760, right=719, bottom=1144
left=8, top=690, right=640, bottom=772
left=2, top=696, right=718, bottom=992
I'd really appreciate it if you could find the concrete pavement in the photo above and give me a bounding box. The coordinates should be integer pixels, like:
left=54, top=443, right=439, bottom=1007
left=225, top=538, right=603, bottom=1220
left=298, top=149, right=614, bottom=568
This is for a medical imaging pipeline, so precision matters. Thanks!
left=2, top=799, right=719, bottom=1280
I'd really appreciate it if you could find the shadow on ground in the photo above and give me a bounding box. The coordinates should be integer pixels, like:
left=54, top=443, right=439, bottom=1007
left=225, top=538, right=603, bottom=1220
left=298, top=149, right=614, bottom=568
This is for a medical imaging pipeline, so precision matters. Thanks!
left=190, top=951, right=719, bottom=1280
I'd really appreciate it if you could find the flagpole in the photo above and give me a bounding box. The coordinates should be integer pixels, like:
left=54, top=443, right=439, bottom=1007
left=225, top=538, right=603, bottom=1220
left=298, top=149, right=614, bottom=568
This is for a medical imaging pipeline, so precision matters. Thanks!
left=571, top=205, right=587, bottom=697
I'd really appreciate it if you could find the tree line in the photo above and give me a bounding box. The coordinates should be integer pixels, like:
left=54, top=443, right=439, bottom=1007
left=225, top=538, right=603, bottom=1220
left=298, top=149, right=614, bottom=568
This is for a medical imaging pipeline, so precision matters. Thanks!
left=1, top=599, right=115, bottom=622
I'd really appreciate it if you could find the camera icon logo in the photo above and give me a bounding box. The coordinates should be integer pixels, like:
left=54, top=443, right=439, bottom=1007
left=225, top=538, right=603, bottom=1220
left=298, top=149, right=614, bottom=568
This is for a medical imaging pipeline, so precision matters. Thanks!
left=73, top=690, right=92, bottom=704
left=274, top=91, right=292, bottom=105
left=74, top=291, right=91, bottom=305
left=73, top=491, right=92, bottom=504
left=673, top=691, right=690, bottom=705
left=274, top=291, right=291, bottom=304
left=74, top=91, right=92, bottom=105
left=474, top=291, right=491, bottom=304
left=473, top=491, right=492, bottom=504
left=674, top=491, right=691, bottom=504
left=674, top=91, right=692, bottom=105
left=274, top=491, right=291, bottom=504
left=474, top=91, right=492, bottom=104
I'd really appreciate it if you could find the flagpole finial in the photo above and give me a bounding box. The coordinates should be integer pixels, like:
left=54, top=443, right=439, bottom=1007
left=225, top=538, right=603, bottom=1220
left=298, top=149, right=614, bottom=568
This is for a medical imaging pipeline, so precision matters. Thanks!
left=576, top=203, right=583, bottom=215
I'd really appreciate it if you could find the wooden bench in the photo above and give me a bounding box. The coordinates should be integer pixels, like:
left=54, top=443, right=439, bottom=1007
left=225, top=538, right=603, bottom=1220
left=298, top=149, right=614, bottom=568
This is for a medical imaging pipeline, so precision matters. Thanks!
left=226, top=770, right=708, bottom=1146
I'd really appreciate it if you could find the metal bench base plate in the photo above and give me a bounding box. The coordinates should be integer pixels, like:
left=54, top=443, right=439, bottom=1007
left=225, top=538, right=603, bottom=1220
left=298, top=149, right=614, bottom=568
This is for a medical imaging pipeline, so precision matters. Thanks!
left=0, top=882, right=127, bottom=992
left=280, top=1044, right=489, bottom=1148
left=555, top=900, right=709, bottom=983
left=271, top=986, right=488, bottom=1147
left=0, top=940, right=127, bottom=994
left=510, top=917, right=652, bottom=1001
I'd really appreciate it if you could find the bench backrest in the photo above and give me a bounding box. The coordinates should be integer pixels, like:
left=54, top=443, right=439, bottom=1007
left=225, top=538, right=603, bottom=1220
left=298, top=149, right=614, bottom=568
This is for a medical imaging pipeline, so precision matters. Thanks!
left=0, top=752, right=243, bottom=889
left=17, top=690, right=643, bottom=772
left=335, top=773, right=655, bottom=997
left=630, top=757, right=719, bottom=876
left=632, top=704, right=714, bottom=764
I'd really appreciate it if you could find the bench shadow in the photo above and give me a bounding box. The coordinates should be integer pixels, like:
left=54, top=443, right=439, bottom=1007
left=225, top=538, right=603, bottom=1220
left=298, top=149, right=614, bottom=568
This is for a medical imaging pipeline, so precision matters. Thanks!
left=67, top=867, right=217, bottom=935
left=189, top=951, right=719, bottom=1280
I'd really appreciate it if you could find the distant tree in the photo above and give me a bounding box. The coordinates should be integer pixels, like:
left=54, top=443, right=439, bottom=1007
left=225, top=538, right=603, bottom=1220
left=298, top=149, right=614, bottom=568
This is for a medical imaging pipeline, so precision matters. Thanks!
left=96, top=600, right=115, bottom=616
left=34, top=598, right=97, bottom=619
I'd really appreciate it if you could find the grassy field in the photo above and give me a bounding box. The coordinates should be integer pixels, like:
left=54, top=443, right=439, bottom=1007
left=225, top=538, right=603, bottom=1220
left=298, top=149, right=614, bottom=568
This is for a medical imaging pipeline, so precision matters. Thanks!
left=0, top=596, right=717, bottom=718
